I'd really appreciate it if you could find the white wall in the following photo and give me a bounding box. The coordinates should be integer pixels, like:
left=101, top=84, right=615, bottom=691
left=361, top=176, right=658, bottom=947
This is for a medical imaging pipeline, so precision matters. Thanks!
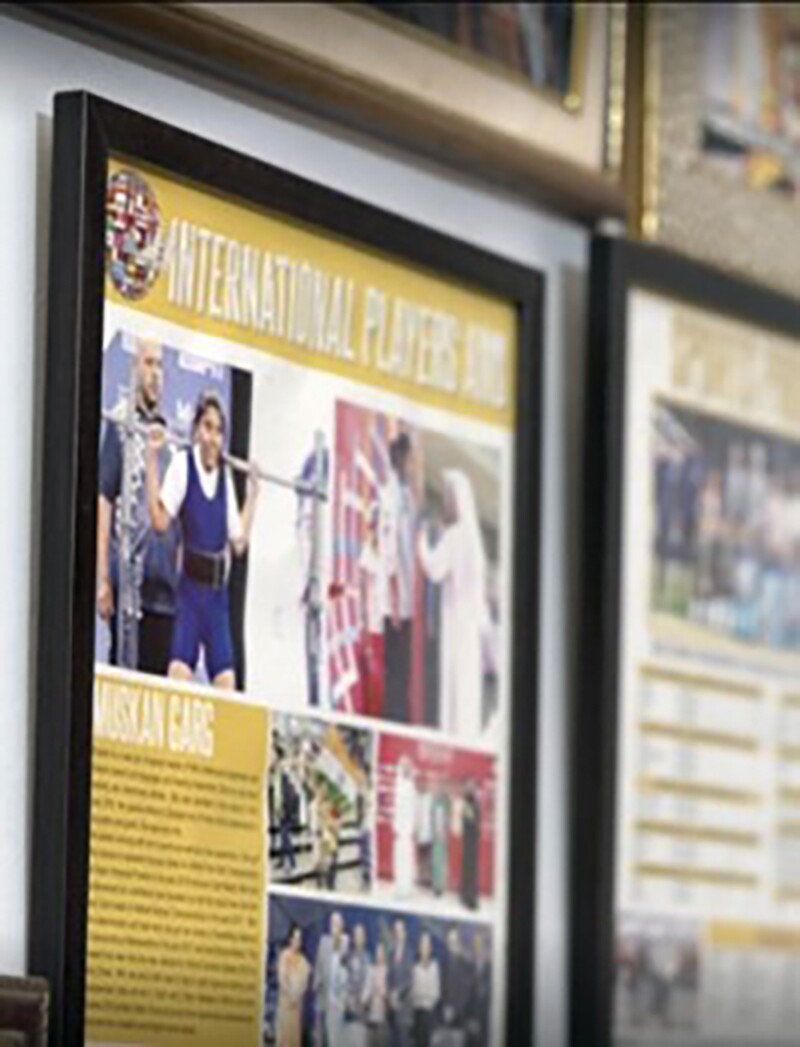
left=0, top=12, right=588, bottom=1044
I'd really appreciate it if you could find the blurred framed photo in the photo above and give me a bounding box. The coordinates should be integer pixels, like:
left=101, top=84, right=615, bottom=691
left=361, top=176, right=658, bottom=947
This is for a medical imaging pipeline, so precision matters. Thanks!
left=639, top=4, right=800, bottom=294
left=33, top=2, right=635, bottom=222
left=31, top=92, right=543, bottom=1045
left=574, top=236, right=800, bottom=1047
left=370, top=1, right=591, bottom=108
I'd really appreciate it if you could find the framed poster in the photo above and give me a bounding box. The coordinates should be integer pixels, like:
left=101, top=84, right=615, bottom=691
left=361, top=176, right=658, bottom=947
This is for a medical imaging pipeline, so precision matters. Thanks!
left=30, top=92, right=542, bottom=1047
left=28, top=2, right=637, bottom=223
left=639, top=4, right=800, bottom=295
left=573, top=235, right=800, bottom=1047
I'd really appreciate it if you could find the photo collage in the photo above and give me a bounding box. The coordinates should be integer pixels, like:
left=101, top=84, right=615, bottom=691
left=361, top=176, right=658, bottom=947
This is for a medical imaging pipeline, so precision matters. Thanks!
left=95, top=303, right=508, bottom=1045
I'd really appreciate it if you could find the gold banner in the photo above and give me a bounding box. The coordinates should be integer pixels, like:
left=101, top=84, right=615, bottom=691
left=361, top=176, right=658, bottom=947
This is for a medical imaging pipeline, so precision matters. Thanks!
left=106, top=158, right=518, bottom=427
left=706, top=921, right=800, bottom=952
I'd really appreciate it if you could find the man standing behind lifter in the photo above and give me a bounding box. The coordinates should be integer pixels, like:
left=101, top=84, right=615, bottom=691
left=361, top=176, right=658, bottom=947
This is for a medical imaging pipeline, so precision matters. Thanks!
left=96, top=338, right=178, bottom=674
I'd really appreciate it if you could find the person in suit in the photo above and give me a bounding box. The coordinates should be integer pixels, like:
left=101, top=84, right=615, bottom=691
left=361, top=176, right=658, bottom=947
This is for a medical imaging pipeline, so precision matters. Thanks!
left=466, top=932, right=490, bottom=1046
left=387, top=918, right=414, bottom=1047
left=276, top=756, right=299, bottom=875
left=459, top=781, right=481, bottom=911
left=440, top=927, right=472, bottom=1038
left=313, top=910, right=347, bottom=1045
left=345, top=923, right=371, bottom=1047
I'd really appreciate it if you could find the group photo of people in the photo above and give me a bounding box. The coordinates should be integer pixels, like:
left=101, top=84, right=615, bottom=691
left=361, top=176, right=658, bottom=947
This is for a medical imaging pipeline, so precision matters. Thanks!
left=269, top=714, right=374, bottom=894
left=328, top=400, right=503, bottom=742
left=615, top=920, right=700, bottom=1035
left=265, top=895, right=492, bottom=1046
left=375, top=736, right=495, bottom=915
left=95, top=329, right=257, bottom=690
left=651, top=401, right=800, bottom=655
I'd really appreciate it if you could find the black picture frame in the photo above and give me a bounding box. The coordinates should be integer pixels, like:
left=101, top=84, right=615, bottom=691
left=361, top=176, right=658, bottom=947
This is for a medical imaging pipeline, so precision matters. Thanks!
left=572, top=234, right=800, bottom=1047
left=30, top=91, right=544, bottom=1046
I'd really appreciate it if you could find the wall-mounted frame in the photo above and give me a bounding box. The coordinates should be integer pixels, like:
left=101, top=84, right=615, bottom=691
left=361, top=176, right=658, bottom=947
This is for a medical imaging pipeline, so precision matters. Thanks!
left=574, top=235, right=800, bottom=1047
left=31, top=91, right=543, bottom=1046
left=0, top=977, right=48, bottom=1047
left=25, top=2, right=641, bottom=224
left=639, top=4, right=800, bottom=296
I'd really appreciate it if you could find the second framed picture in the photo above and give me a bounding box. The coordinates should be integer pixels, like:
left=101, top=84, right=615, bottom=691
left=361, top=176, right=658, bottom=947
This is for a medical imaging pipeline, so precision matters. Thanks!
left=639, top=4, right=800, bottom=295
left=30, top=93, right=543, bottom=1045
left=575, top=236, right=800, bottom=1047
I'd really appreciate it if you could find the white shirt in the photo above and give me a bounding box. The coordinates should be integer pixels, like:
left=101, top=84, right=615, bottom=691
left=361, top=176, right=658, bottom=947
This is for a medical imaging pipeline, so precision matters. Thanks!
left=394, top=773, right=417, bottom=838
left=411, top=961, right=440, bottom=1011
left=359, top=541, right=387, bottom=634
left=160, top=446, right=243, bottom=543
left=380, top=473, right=416, bottom=620
left=416, top=791, right=433, bottom=845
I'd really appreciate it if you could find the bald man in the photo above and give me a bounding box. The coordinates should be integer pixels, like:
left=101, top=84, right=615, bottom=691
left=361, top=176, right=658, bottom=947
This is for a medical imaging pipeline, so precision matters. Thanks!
left=97, top=338, right=178, bottom=674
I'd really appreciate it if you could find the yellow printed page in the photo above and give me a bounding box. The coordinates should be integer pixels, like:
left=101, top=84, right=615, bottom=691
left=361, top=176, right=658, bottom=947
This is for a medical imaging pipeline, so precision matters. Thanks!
left=85, top=672, right=269, bottom=1047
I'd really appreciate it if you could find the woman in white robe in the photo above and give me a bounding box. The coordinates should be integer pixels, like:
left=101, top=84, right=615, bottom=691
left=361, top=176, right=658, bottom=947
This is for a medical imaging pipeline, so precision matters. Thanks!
left=417, top=470, right=486, bottom=738
left=393, top=757, right=417, bottom=897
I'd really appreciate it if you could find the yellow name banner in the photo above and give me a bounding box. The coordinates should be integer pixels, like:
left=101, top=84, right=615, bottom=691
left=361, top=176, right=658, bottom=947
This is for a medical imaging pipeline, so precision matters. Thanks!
left=670, top=300, right=800, bottom=438
left=705, top=920, right=800, bottom=952
left=107, top=158, right=518, bottom=427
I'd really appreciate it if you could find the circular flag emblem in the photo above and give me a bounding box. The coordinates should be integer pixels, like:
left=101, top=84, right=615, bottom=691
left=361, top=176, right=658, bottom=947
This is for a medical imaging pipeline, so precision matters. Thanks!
left=105, top=169, right=164, bottom=300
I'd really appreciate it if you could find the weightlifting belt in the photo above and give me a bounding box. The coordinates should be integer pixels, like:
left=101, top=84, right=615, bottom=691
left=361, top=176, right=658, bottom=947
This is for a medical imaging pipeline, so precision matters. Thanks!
left=183, top=547, right=228, bottom=589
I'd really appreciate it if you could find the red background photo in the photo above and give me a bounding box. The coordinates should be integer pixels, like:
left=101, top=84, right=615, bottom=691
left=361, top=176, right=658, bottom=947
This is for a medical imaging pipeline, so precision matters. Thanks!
left=328, top=400, right=429, bottom=721
left=377, top=733, right=496, bottom=898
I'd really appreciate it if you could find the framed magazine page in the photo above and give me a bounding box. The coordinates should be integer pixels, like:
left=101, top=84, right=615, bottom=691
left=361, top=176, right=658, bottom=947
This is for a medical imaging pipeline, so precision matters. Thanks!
left=574, top=235, right=800, bottom=1047
left=30, top=92, right=543, bottom=1046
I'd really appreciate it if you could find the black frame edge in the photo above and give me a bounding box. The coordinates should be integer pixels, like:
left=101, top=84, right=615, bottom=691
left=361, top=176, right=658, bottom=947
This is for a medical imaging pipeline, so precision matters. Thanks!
left=570, top=235, right=627, bottom=1047
left=507, top=275, right=545, bottom=1047
left=29, top=91, right=108, bottom=1047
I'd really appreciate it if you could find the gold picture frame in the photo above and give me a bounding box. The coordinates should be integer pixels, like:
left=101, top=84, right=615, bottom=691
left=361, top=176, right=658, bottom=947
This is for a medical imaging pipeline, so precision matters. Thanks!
left=27, top=2, right=638, bottom=224
left=640, top=3, right=800, bottom=295
left=352, top=3, right=592, bottom=116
